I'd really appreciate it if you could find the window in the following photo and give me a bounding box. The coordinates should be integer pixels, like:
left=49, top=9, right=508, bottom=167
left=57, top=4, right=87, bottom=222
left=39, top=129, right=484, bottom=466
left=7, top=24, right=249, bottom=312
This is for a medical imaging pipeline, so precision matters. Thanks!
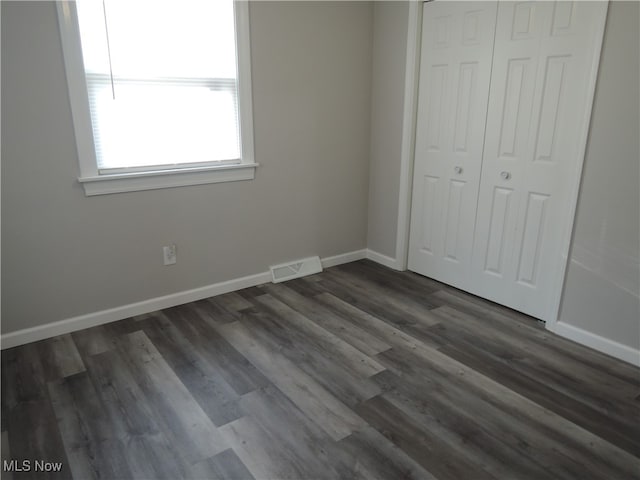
left=57, top=0, right=256, bottom=196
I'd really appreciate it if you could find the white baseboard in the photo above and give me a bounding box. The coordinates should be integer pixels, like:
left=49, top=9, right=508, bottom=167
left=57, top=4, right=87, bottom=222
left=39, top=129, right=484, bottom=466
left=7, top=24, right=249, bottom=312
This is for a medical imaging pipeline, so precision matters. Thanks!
left=321, top=249, right=366, bottom=268
left=549, top=321, right=640, bottom=367
left=366, top=249, right=403, bottom=271
left=0, top=271, right=271, bottom=350
left=1, top=249, right=366, bottom=350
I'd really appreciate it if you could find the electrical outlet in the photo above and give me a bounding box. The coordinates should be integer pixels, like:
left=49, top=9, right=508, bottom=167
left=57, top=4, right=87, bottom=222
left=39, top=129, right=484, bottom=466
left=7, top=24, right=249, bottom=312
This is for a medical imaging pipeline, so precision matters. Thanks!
left=163, top=245, right=177, bottom=265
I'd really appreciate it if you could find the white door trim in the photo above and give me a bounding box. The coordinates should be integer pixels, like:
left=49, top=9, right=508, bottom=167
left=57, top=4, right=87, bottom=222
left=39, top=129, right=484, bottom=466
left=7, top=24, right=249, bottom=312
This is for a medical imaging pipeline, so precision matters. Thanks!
left=395, top=0, right=423, bottom=271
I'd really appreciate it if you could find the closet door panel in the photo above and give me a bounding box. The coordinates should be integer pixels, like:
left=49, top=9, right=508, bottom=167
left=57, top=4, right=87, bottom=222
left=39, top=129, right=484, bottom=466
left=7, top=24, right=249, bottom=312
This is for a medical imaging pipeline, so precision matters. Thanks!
left=471, top=1, right=608, bottom=320
left=471, top=2, right=544, bottom=297
left=408, top=1, right=498, bottom=288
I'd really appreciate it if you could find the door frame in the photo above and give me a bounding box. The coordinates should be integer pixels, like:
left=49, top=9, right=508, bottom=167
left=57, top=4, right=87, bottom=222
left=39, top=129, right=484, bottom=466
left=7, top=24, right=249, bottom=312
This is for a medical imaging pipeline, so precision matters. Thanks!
left=397, top=0, right=609, bottom=330
left=395, top=0, right=423, bottom=271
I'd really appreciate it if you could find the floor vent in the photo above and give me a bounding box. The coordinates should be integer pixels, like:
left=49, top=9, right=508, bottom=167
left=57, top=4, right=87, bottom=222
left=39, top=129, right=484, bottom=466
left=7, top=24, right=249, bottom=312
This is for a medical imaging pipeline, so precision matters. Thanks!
left=270, top=256, right=323, bottom=283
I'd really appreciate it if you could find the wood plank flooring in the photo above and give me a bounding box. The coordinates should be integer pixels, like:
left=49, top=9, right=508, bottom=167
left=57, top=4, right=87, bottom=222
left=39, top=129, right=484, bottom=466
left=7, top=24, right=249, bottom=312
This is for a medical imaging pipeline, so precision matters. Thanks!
left=2, top=260, right=639, bottom=479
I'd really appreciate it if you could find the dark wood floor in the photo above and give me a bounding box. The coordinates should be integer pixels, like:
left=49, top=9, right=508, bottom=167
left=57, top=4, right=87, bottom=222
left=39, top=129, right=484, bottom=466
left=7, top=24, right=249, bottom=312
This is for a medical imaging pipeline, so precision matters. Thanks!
left=2, top=260, right=639, bottom=479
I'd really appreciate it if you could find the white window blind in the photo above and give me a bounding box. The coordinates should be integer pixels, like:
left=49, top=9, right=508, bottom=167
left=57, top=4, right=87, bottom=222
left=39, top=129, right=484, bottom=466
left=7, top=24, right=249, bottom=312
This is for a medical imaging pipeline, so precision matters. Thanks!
left=75, top=0, right=241, bottom=172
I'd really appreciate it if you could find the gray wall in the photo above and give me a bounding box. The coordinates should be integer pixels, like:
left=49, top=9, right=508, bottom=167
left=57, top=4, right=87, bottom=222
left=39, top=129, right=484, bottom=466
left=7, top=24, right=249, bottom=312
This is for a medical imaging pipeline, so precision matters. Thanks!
left=367, top=1, right=408, bottom=259
left=1, top=1, right=373, bottom=334
left=558, top=1, right=640, bottom=349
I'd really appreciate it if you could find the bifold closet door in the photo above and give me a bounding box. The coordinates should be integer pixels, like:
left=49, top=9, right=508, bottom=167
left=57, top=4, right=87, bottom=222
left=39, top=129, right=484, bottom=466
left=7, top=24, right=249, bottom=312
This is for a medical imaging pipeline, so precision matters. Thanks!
left=408, top=1, right=498, bottom=288
left=470, top=1, right=608, bottom=321
left=409, top=0, right=607, bottom=321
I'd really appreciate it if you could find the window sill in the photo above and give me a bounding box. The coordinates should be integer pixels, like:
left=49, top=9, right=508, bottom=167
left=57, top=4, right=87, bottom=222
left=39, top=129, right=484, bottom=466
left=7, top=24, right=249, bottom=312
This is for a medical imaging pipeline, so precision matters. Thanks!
left=78, top=162, right=258, bottom=196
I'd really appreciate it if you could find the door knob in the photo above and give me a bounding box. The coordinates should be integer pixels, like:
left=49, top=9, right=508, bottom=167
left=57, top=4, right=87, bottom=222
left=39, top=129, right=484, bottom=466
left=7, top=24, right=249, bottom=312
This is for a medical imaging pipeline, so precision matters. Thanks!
left=454, top=166, right=463, bottom=174
left=500, top=171, right=511, bottom=180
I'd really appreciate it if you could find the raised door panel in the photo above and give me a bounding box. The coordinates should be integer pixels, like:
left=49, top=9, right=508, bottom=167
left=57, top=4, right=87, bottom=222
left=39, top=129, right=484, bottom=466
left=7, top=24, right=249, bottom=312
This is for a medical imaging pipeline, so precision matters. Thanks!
left=483, top=186, right=515, bottom=277
left=417, top=175, right=441, bottom=254
left=424, top=64, right=450, bottom=152
left=409, top=1, right=498, bottom=288
left=515, top=192, right=549, bottom=286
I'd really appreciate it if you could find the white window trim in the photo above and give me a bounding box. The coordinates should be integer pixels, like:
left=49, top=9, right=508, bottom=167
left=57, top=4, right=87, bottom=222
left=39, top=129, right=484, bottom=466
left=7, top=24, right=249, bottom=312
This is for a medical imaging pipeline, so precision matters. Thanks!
left=56, top=0, right=257, bottom=196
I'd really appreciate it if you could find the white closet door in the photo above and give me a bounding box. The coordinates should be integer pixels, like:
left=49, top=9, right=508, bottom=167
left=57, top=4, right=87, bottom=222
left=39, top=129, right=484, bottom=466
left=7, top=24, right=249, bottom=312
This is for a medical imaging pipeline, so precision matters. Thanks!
left=408, top=1, right=498, bottom=288
left=471, top=1, right=608, bottom=320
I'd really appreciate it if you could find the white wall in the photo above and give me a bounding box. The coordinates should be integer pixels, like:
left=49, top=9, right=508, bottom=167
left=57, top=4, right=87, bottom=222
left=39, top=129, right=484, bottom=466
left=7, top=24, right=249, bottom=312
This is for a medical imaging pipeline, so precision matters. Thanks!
left=1, top=1, right=373, bottom=335
left=557, top=1, right=640, bottom=352
left=367, top=1, right=408, bottom=259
